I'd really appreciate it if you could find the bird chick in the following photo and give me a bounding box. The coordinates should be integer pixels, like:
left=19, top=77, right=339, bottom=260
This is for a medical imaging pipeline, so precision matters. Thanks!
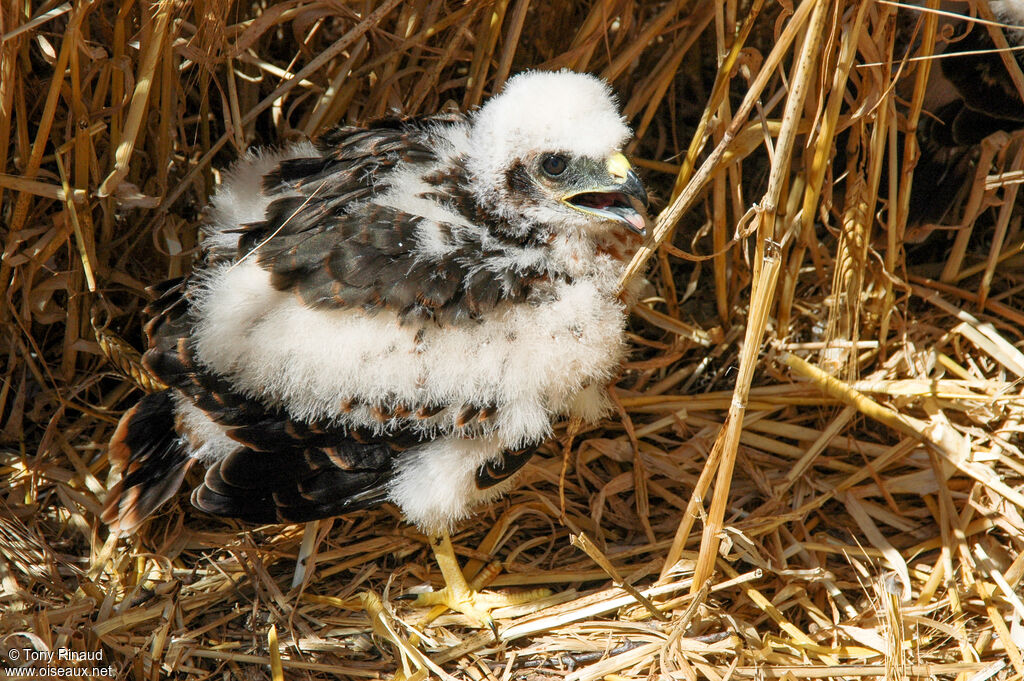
left=103, top=70, right=649, bottom=626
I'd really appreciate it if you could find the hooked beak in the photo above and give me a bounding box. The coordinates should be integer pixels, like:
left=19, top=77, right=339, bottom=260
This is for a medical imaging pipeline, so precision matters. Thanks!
left=563, top=152, right=649, bottom=236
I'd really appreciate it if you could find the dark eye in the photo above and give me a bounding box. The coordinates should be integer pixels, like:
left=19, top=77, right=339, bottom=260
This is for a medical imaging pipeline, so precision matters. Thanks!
left=540, top=154, right=568, bottom=177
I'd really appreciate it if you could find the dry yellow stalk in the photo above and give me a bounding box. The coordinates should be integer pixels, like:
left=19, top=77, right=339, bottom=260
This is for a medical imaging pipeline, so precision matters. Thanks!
left=91, top=315, right=166, bottom=394
left=4, top=1, right=1024, bottom=678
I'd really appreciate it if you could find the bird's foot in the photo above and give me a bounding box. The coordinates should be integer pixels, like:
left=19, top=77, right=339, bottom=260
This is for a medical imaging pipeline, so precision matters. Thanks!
left=411, top=581, right=551, bottom=633
left=415, top=532, right=551, bottom=634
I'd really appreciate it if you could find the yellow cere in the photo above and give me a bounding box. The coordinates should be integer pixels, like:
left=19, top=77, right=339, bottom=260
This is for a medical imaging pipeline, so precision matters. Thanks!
left=605, top=152, right=632, bottom=181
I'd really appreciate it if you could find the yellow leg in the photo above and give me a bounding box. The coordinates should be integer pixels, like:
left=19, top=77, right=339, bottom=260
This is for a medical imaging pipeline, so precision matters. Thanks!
left=413, top=531, right=551, bottom=633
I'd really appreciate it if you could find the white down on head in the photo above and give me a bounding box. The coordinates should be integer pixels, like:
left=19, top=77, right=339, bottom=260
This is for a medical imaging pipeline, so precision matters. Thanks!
left=466, top=69, right=632, bottom=226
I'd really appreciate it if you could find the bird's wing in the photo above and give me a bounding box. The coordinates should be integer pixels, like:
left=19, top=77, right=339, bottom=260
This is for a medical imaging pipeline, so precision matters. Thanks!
left=102, top=390, right=193, bottom=533
left=192, top=439, right=539, bottom=524
left=102, top=387, right=407, bottom=529
left=191, top=443, right=397, bottom=524
left=230, top=118, right=545, bottom=324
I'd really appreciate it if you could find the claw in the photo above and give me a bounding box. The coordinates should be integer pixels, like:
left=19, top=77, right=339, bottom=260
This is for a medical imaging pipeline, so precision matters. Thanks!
left=409, top=531, right=551, bottom=633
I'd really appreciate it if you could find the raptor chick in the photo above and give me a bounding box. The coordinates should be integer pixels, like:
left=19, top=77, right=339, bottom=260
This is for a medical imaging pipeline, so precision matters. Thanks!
left=103, top=70, right=650, bottom=625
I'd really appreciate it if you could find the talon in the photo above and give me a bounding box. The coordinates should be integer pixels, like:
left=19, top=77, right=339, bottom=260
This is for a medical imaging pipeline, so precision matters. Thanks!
left=409, top=532, right=550, bottom=631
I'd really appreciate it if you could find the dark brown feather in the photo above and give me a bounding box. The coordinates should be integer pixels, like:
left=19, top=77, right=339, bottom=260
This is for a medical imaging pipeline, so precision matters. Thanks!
left=102, top=390, right=193, bottom=533
left=234, top=116, right=557, bottom=324
left=191, top=444, right=397, bottom=524
left=475, top=447, right=536, bottom=490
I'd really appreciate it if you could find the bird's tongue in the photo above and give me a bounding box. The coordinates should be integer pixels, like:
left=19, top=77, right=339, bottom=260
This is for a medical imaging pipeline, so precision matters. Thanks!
left=568, top=191, right=647, bottom=235
left=622, top=211, right=646, bottom=234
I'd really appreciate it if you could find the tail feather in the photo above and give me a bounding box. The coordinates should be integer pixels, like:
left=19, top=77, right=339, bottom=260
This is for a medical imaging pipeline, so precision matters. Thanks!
left=102, top=390, right=192, bottom=534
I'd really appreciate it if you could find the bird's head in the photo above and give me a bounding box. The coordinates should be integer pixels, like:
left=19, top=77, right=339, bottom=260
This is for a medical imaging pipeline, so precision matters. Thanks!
left=467, top=70, right=649, bottom=238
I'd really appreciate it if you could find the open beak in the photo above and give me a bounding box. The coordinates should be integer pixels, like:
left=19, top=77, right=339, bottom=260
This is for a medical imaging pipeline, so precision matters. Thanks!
left=563, top=152, right=649, bottom=236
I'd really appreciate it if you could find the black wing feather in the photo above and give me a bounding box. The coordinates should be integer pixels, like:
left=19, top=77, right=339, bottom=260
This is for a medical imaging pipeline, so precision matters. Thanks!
left=126, top=279, right=428, bottom=527
left=193, top=445, right=395, bottom=523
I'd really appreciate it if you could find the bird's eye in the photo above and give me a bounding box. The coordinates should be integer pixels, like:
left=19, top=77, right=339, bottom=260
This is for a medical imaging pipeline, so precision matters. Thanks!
left=540, top=154, right=568, bottom=177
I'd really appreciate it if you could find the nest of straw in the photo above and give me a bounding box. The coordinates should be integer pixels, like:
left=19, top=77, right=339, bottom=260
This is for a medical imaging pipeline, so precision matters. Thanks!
left=3, top=0, right=1024, bottom=678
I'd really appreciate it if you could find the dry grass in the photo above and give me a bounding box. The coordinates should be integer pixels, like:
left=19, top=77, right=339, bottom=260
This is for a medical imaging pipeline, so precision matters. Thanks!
left=2, top=0, right=1024, bottom=678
